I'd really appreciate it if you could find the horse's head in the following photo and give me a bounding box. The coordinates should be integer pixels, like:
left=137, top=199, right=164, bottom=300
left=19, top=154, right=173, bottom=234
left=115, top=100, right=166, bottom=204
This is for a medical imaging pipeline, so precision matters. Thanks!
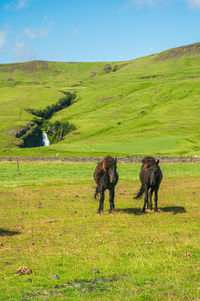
left=108, top=157, right=118, bottom=183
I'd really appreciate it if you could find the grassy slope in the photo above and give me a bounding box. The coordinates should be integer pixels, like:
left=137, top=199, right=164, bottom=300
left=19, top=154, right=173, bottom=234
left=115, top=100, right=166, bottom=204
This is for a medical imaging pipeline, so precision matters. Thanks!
left=0, top=43, right=200, bottom=157
left=0, top=162, right=200, bottom=300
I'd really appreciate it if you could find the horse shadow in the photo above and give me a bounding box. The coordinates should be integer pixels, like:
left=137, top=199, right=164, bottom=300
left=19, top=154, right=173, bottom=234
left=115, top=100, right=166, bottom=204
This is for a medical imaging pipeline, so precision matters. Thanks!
left=0, top=228, right=21, bottom=236
left=115, top=208, right=143, bottom=215
left=115, top=206, right=186, bottom=215
left=160, top=206, right=186, bottom=215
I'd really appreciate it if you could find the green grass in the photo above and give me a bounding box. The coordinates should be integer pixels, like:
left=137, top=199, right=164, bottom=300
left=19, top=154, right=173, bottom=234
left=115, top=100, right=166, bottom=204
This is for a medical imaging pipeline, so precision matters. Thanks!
left=1, top=161, right=200, bottom=185
left=0, top=162, right=200, bottom=300
left=1, top=43, right=200, bottom=157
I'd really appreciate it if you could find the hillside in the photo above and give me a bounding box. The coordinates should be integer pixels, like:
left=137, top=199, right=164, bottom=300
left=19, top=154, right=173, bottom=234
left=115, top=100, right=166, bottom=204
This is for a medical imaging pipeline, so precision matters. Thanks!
left=0, top=42, right=200, bottom=157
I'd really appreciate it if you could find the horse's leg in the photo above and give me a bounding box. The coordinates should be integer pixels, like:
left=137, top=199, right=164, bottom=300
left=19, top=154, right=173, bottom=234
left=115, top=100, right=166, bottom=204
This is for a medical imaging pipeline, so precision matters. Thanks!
left=149, top=188, right=154, bottom=210
left=100, top=189, right=105, bottom=212
left=147, top=196, right=150, bottom=209
left=97, top=189, right=105, bottom=215
left=154, top=188, right=158, bottom=212
left=94, top=186, right=99, bottom=199
left=109, top=187, right=115, bottom=213
left=112, top=189, right=115, bottom=209
left=142, top=187, right=148, bottom=213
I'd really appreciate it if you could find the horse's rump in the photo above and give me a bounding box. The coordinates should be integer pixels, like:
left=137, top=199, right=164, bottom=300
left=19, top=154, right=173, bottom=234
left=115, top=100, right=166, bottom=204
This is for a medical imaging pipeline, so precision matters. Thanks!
left=135, top=157, right=162, bottom=212
left=94, top=156, right=116, bottom=184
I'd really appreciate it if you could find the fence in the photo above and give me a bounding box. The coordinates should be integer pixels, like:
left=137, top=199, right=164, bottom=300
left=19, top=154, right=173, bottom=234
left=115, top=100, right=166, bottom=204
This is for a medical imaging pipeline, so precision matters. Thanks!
left=0, top=156, right=200, bottom=163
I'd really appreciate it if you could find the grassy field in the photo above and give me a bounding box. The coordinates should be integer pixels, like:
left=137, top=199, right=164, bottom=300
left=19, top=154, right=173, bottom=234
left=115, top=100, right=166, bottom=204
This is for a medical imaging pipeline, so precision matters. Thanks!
left=1, top=43, right=200, bottom=157
left=0, top=162, right=200, bottom=300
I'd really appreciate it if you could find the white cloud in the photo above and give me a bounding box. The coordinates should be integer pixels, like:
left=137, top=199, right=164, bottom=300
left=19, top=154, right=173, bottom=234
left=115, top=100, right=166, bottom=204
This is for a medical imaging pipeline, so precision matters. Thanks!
left=72, top=28, right=80, bottom=36
left=0, top=30, right=8, bottom=53
left=24, top=28, right=48, bottom=39
left=43, top=15, right=48, bottom=22
left=38, top=29, right=47, bottom=37
left=125, top=0, right=164, bottom=7
left=3, top=0, right=29, bottom=10
left=17, top=0, right=27, bottom=9
left=14, top=42, right=37, bottom=61
left=186, top=0, right=200, bottom=8
left=3, top=3, right=12, bottom=9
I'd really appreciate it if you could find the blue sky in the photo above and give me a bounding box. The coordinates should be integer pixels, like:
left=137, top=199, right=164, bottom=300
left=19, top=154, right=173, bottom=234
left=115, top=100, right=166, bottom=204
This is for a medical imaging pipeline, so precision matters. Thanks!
left=0, top=0, right=200, bottom=63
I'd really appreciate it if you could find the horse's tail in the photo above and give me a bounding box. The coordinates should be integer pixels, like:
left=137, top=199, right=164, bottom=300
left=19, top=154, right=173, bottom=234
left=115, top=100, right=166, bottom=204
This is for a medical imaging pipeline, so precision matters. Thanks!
left=134, top=184, right=145, bottom=199
left=94, top=186, right=99, bottom=200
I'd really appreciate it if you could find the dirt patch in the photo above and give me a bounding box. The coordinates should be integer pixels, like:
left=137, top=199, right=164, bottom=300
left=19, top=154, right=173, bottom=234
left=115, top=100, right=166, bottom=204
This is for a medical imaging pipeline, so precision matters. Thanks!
left=16, top=266, right=32, bottom=275
left=90, top=72, right=97, bottom=78
left=139, top=75, right=160, bottom=79
left=156, top=42, right=200, bottom=61
left=55, top=275, right=129, bottom=289
left=192, top=210, right=200, bottom=215
left=0, top=61, right=49, bottom=73
left=99, top=97, right=114, bottom=102
left=120, top=63, right=129, bottom=69
left=71, top=81, right=82, bottom=87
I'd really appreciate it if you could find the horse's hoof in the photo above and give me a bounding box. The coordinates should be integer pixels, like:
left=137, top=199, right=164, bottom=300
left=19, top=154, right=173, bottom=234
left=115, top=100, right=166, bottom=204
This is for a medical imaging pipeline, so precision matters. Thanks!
left=97, top=213, right=101, bottom=215
left=109, top=211, right=113, bottom=215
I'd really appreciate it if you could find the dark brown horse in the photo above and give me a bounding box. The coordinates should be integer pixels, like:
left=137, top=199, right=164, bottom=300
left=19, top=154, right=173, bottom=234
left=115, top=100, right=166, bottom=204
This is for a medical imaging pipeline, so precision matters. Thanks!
left=94, top=156, right=118, bottom=214
left=134, top=156, right=162, bottom=213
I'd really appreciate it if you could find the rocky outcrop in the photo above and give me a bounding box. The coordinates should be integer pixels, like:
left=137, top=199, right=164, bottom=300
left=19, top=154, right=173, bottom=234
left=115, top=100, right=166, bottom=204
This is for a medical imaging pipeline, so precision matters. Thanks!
left=103, top=64, right=118, bottom=73
left=103, top=64, right=112, bottom=73
left=112, top=65, right=118, bottom=72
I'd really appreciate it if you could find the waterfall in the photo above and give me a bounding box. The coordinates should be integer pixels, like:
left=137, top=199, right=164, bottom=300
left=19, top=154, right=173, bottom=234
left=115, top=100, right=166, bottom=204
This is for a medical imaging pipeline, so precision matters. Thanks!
left=42, top=131, right=50, bottom=146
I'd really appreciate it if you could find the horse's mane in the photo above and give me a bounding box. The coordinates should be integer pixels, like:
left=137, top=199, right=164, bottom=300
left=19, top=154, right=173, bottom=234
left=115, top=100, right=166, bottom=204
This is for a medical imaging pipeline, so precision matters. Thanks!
left=141, top=156, right=158, bottom=169
left=94, top=156, right=116, bottom=184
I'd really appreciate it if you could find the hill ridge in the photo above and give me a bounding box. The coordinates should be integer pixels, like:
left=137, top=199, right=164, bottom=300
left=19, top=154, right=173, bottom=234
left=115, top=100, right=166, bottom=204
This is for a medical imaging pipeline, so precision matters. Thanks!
left=156, top=42, right=200, bottom=61
left=0, top=42, right=200, bottom=67
left=0, top=42, right=200, bottom=157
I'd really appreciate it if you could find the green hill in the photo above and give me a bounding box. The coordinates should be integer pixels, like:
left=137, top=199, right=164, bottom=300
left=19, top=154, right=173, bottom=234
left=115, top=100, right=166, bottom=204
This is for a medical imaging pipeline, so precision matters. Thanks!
left=0, top=42, right=200, bottom=157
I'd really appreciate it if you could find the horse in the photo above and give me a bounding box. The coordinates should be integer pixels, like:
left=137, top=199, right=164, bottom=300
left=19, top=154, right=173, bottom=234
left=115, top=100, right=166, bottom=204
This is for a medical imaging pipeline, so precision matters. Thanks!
left=94, top=155, right=118, bottom=214
left=134, top=156, right=162, bottom=213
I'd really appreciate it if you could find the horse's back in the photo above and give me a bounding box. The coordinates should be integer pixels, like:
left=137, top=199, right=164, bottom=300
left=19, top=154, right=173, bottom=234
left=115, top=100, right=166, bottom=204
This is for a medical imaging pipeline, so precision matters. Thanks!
left=139, top=157, right=162, bottom=187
